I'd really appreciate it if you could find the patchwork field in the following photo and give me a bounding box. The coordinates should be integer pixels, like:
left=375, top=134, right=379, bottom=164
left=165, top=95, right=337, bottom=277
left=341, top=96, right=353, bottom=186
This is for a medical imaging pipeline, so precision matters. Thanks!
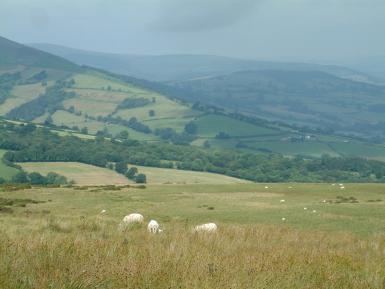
left=1, top=183, right=385, bottom=288
left=0, top=83, right=46, bottom=115
left=0, top=150, right=19, bottom=180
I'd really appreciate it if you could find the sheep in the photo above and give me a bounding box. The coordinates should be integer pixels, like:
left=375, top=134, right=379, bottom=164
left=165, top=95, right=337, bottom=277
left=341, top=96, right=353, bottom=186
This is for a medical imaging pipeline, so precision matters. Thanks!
left=194, top=223, right=217, bottom=233
left=100, top=209, right=107, bottom=214
left=304, top=207, right=308, bottom=210
left=281, top=217, right=286, bottom=221
left=264, top=186, right=269, bottom=189
left=312, top=210, right=317, bottom=213
left=340, top=186, right=345, bottom=189
left=122, top=213, right=144, bottom=224
left=147, top=220, right=160, bottom=234
left=280, top=199, right=286, bottom=203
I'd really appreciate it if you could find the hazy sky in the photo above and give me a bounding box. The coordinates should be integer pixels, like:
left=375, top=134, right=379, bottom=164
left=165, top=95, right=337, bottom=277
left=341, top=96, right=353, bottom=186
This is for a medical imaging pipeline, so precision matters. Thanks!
left=1, top=0, right=384, bottom=64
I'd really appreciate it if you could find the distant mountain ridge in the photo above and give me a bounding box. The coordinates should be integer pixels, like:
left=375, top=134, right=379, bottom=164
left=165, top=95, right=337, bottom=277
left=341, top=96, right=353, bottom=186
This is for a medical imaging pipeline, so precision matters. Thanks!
left=29, top=43, right=375, bottom=83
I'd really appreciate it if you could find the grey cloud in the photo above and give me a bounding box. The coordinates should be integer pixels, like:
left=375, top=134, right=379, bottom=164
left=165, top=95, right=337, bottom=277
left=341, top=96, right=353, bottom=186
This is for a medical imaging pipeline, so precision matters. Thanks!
left=151, top=0, right=259, bottom=32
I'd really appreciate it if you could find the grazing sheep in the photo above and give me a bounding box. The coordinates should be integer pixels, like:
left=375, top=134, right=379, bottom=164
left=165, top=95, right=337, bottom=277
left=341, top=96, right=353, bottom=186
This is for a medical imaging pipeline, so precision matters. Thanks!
left=340, top=186, right=345, bottom=189
left=312, top=210, right=317, bottom=213
left=304, top=207, right=308, bottom=210
left=100, top=209, right=106, bottom=214
left=264, top=186, right=269, bottom=189
left=194, top=223, right=218, bottom=233
left=280, top=199, right=286, bottom=203
left=147, top=220, right=160, bottom=234
left=281, top=217, right=286, bottom=221
left=122, top=213, right=144, bottom=224
left=119, top=213, right=144, bottom=230
left=339, top=184, right=344, bottom=186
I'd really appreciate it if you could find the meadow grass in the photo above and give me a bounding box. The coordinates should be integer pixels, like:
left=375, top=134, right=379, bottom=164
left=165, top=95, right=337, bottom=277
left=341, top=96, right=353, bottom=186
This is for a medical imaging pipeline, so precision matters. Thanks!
left=1, top=183, right=385, bottom=288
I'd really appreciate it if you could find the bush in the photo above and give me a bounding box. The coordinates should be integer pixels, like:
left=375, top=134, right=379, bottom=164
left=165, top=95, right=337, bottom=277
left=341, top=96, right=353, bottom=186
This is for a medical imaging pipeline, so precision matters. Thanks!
left=135, top=174, right=147, bottom=184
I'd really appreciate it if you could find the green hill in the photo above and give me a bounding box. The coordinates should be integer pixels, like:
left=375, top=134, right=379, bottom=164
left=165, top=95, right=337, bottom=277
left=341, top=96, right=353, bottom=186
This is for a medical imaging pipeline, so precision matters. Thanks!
left=167, top=70, right=385, bottom=138
left=1, top=36, right=385, bottom=160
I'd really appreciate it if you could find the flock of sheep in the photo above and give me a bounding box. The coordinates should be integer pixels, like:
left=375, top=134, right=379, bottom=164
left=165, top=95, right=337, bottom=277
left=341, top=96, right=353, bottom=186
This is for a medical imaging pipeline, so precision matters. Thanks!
left=114, top=213, right=217, bottom=234
left=103, top=183, right=346, bottom=230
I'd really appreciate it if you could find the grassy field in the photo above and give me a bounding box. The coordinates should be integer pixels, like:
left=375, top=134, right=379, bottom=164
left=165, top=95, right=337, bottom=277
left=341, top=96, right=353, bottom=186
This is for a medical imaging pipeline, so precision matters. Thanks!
left=0, top=150, right=19, bottom=180
left=1, top=183, right=385, bottom=288
left=128, top=164, right=250, bottom=184
left=17, top=162, right=248, bottom=185
left=195, top=114, right=281, bottom=138
left=18, top=162, right=131, bottom=186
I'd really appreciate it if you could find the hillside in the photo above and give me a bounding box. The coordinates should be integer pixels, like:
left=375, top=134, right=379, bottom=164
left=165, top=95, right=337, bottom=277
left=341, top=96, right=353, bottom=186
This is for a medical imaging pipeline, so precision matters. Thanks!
left=29, top=43, right=373, bottom=83
left=1, top=36, right=385, bottom=160
left=167, top=70, right=385, bottom=138
left=0, top=37, right=79, bottom=72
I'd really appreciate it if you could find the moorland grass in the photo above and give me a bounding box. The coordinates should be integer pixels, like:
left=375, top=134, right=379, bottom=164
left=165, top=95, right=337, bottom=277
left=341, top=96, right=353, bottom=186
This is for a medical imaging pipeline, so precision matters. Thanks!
left=2, top=184, right=385, bottom=288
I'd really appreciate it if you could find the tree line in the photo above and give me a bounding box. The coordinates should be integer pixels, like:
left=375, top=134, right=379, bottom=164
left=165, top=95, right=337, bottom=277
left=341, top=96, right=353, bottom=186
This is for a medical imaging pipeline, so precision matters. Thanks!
left=2, top=121, right=385, bottom=183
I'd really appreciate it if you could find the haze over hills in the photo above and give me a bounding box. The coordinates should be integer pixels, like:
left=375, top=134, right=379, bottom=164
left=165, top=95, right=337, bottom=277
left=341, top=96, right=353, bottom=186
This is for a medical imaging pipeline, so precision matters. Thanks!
left=2, top=36, right=385, bottom=160
left=30, top=43, right=375, bottom=83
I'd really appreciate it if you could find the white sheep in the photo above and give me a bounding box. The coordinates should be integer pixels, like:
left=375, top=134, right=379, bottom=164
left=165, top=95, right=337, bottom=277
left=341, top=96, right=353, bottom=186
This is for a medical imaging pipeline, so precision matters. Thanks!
left=264, top=186, right=269, bottom=189
left=122, top=213, right=144, bottom=224
left=119, top=213, right=144, bottom=230
left=100, top=209, right=107, bottom=214
left=304, top=207, right=308, bottom=210
left=194, top=223, right=218, bottom=233
left=312, top=210, right=317, bottom=213
left=280, top=199, right=286, bottom=203
left=340, top=186, right=345, bottom=189
left=147, top=220, right=160, bottom=234
left=281, top=217, right=286, bottom=221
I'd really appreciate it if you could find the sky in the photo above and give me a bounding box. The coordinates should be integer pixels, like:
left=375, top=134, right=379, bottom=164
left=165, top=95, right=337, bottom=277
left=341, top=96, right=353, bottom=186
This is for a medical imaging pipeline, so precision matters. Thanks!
left=1, top=0, right=385, bottom=66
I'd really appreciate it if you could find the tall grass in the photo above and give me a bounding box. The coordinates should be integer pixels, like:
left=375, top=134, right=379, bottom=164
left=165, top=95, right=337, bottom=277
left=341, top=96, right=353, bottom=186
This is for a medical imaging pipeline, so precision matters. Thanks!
left=1, top=219, right=385, bottom=289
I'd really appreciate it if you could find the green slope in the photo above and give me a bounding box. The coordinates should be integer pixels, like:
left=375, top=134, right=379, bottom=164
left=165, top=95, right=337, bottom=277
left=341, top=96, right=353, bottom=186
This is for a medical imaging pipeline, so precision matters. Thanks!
left=0, top=36, right=79, bottom=72
left=1, top=36, right=385, bottom=160
left=168, top=70, right=385, bottom=138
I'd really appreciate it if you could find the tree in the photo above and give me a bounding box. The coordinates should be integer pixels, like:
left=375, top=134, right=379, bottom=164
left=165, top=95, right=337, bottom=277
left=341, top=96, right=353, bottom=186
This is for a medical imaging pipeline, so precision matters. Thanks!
left=148, top=110, right=155, bottom=117
left=135, top=173, right=147, bottom=184
left=126, top=167, right=138, bottom=179
left=46, top=172, right=68, bottom=185
left=203, top=140, right=211, bottom=149
left=80, top=127, right=88, bottom=134
left=184, top=122, right=198, bottom=135
left=11, top=172, right=29, bottom=184
left=28, top=172, right=46, bottom=185
left=215, top=131, right=231, bottom=139
left=0, top=177, right=5, bottom=184
left=117, top=130, right=129, bottom=140
left=115, top=161, right=128, bottom=174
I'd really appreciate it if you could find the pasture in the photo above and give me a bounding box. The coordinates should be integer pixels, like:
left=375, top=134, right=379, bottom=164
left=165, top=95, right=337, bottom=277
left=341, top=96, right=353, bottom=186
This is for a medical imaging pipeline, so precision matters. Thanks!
left=1, top=183, right=385, bottom=288
left=18, top=162, right=131, bottom=186
left=17, top=162, right=248, bottom=185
